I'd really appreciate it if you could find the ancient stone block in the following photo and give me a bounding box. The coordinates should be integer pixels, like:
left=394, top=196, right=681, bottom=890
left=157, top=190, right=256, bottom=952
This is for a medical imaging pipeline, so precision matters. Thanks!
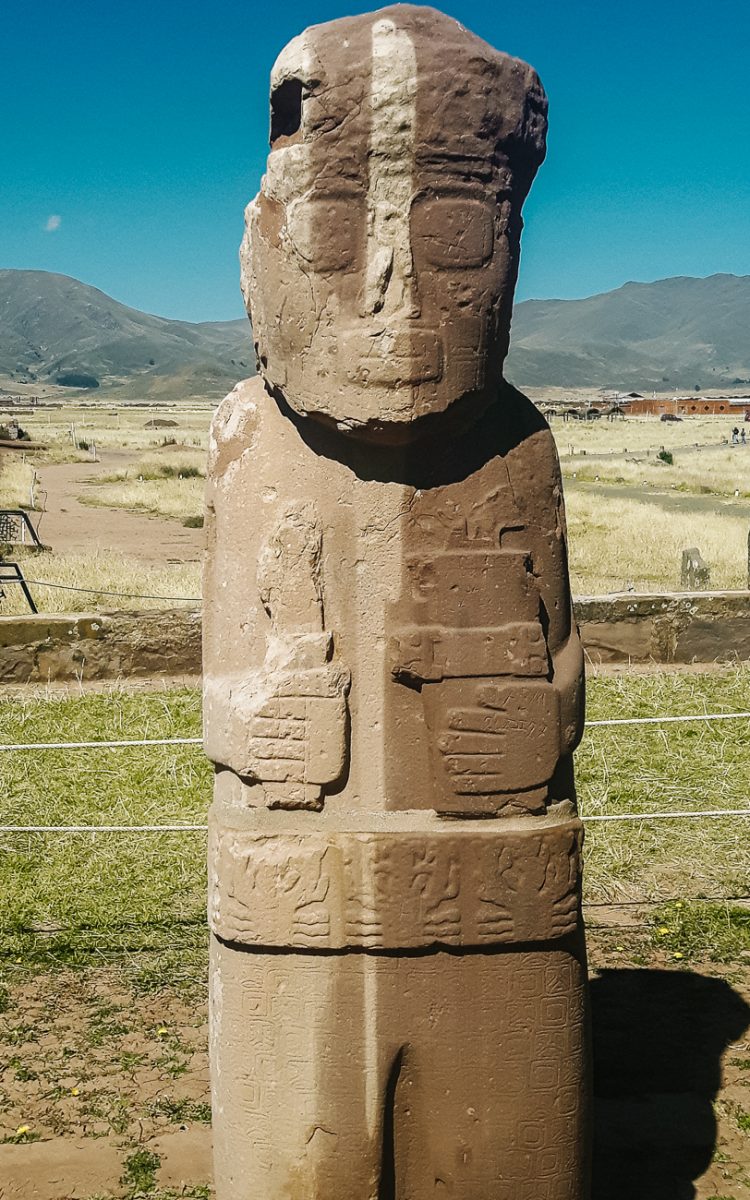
left=204, top=5, right=590, bottom=1196
left=681, top=546, right=711, bottom=590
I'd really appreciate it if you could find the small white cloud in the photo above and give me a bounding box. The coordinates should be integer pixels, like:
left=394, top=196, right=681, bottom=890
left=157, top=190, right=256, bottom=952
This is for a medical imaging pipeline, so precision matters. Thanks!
left=44, top=214, right=62, bottom=233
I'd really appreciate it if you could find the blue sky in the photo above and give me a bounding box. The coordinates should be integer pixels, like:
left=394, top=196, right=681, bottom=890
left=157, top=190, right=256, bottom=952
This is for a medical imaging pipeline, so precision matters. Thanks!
left=2, top=0, right=749, bottom=321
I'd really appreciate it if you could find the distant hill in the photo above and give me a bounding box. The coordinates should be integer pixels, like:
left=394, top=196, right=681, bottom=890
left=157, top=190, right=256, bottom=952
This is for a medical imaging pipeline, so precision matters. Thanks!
left=0, top=270, right=252, bottom=399
left=506, top=273, right=750, bottom=390
left=1, top=268, right=749, bottom=397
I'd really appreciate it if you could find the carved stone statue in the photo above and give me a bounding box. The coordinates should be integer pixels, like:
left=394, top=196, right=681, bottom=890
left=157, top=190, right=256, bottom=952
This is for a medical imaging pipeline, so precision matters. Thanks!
left=203, top=5, right=590, bottom=1196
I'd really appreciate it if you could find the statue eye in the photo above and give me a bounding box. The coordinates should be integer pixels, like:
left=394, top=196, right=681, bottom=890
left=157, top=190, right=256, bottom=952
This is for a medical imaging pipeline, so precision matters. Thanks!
left=270, top=78, right=304, bottom=146
left=287, top=195, right=364, bottom=271
left=411, top=199, right=493, bottom=269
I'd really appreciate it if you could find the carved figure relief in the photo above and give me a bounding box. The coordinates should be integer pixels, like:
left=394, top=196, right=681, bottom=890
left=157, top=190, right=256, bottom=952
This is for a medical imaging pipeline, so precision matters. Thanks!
left=208, top=820, right=583, bottom=949
left=204, top=506, right=350, bottom=809
left=389, top=485, right=573, bottom=815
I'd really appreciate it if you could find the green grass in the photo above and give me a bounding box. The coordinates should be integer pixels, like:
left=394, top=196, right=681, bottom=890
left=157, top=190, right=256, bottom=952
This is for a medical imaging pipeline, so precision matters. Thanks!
left=0, top=669, right=748, bottom=973
left=649, top=900, right=750, bottom=963
left=121, top=1148, right=162, bottom=1196
left=0, top=687, right=208, bottom=966
left=1, top=1125, right=42, bottom=1144
left=86, top=1191, right=210, bottom=1200
left=147, top=1097, right=212, bottom=1124
left=580, top=668, right=750, bottom=903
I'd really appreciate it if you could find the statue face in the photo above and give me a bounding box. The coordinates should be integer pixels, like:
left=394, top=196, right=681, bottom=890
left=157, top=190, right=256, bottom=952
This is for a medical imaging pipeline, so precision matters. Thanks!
left=242, top=5, right=546, bottom=441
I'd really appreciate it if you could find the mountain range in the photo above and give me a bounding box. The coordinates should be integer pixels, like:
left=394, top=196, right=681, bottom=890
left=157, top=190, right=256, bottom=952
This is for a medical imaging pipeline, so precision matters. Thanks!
left=0, top=270, right=252, bottom=400
left=506, top=272, right=750, bottom=390
left=1, top=268, right=748, bottom=397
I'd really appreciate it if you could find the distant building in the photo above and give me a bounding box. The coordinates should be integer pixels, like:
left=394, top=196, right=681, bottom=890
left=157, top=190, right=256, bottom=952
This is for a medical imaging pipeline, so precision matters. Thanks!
left=623, top=395, right=750, bottom=417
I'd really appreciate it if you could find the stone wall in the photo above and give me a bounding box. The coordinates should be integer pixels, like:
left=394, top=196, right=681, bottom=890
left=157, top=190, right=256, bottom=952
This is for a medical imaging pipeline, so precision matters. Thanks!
left=0, top=592, right=747, bottom=683
left=577, top=591, right=750, bottom=665
left=0, top=609, right=202, bottom=683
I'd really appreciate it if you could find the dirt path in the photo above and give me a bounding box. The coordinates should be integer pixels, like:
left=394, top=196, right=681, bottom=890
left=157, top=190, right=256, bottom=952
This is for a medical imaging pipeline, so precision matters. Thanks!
left=559, top=439, right=731, bottom=464
left=33, top=452, right=204, bottom=563
left=567, top=476, right=750, bottom=519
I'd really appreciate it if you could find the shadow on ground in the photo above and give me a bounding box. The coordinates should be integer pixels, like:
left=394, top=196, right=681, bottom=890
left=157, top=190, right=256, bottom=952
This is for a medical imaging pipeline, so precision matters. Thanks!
left=592, top=968, right=750, bottom=1200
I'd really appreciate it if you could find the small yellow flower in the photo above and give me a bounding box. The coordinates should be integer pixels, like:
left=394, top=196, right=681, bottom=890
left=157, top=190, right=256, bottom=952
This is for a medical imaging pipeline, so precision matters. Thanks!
left=673, top=952, right=684, bottom=960
left=70, top=1087, right=79, bottom=1096
left=657, top=926, right=670, bottom=936
left=157, top=1026, right=168, bottom=1036
left=614, top=945, right=625, bottom=952
left=675, top=901, right=684, bottom=909
left=15, top=1125, right=29, bottom=1136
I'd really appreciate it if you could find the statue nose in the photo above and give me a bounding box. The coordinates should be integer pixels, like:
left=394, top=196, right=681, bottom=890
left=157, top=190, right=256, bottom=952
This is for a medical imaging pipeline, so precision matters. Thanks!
left=362, top=17, right=419, bottom=322
left=363, top=242, right=418, bottom=318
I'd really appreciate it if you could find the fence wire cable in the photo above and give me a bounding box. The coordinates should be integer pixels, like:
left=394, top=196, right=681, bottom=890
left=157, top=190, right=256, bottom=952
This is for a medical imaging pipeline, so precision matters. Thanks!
left=584, top=894, right=750, bottom=908
left=1, top=809, right=749, bottom=833
left=0, top=736, right=202, bottom=751
left=20, top=578, right=201, bottom=602
left=0, top=710, right=748, bottom=829
left=0, top=824, right=208, bottom=832
left=588, top=711, right=750, bottom=727
left=583, top=808, right=750, bottom=822
left=0, top=709, right=749, bottom=753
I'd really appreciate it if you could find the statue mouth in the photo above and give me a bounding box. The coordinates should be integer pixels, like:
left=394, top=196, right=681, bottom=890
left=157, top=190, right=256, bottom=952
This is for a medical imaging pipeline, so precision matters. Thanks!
left=343, top=327, right=444, bottom=387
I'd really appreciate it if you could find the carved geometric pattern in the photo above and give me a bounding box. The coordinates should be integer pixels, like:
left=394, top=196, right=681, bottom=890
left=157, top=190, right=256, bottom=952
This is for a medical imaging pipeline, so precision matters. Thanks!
left=0, top=513, right=21, bottom=542
left=203, top=505, right=351, bottom=809
left=208, top=816, right=582, bottom=948
left=211, top=946, right=588, bottom=1199
left=388, top=544, right=567, bottom=817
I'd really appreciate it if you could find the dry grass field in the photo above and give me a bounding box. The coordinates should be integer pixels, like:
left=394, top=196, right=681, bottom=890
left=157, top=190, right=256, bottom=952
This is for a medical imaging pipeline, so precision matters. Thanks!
left=0, top=403, right=749, bottom=611
left=18, top=405, right=212, bottom=457
left=551, top=413, right=740, bottom=456
left=4, top=551, right=202, bottom=612
left=0, top=456, right=36, bottom=510
left=82, top=448, right=206, bottom=524
left=565, top=488, right=750, bottom=594
left=567, top=444, right=750, bottom=498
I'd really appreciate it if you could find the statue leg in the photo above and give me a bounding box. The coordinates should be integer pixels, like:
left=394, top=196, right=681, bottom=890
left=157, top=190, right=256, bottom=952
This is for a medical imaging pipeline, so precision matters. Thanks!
left=211, top=939, right=589, bottom=1200
left=391, top=943, right=590, bottom=1200
left=210, top=938, right=399, bottom=1200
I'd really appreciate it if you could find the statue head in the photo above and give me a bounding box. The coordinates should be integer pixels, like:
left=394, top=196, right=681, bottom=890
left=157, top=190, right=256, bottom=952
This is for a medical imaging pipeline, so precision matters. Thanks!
left=242, top=4, right=547, bottom=442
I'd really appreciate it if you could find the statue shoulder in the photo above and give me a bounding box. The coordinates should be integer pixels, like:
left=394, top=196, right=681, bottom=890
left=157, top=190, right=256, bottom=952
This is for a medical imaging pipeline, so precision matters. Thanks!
left=207, top=376, right=270, bottom=479
left=487, top=380, right=560, bottom=473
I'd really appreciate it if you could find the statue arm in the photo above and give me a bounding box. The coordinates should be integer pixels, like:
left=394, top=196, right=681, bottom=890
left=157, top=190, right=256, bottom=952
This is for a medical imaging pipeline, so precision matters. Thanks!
left=504, top=420, right=585, bottom=757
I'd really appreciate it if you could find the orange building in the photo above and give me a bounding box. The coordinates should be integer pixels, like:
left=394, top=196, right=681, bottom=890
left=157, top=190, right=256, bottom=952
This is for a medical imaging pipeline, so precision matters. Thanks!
left=623, top=395, right=750, bottom=418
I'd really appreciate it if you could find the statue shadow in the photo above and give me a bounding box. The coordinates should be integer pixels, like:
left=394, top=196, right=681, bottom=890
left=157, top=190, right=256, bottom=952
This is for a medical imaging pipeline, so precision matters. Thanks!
left=591, top=967, right=750, bottom=1200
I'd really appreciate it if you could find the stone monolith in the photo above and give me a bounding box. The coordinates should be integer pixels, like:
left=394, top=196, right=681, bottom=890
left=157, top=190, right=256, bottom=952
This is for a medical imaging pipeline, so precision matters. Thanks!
left=203, top=6, right=591, bottom=1196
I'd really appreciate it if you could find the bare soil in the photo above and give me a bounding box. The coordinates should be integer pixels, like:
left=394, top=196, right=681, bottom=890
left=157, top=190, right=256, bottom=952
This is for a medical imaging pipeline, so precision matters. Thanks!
left=1, top=928, right=748, bottom=1199
left=33, top=453, right=204, bottom=563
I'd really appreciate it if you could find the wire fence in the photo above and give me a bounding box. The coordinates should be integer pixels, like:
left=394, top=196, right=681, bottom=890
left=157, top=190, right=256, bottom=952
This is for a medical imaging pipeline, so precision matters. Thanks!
left=0, top=708, right=747, bottom=756
left=0, top=708, right=748, bottom=952
left=0, top=736, right=203, bottom=751
left=20, top=578, right=201, bottom=603
left=0, top=708, right=748, bottom=833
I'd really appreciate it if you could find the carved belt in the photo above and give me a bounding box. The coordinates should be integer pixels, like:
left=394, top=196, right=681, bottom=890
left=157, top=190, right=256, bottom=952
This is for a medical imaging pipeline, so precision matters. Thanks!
left=208, top=810, right=583, bottom=950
